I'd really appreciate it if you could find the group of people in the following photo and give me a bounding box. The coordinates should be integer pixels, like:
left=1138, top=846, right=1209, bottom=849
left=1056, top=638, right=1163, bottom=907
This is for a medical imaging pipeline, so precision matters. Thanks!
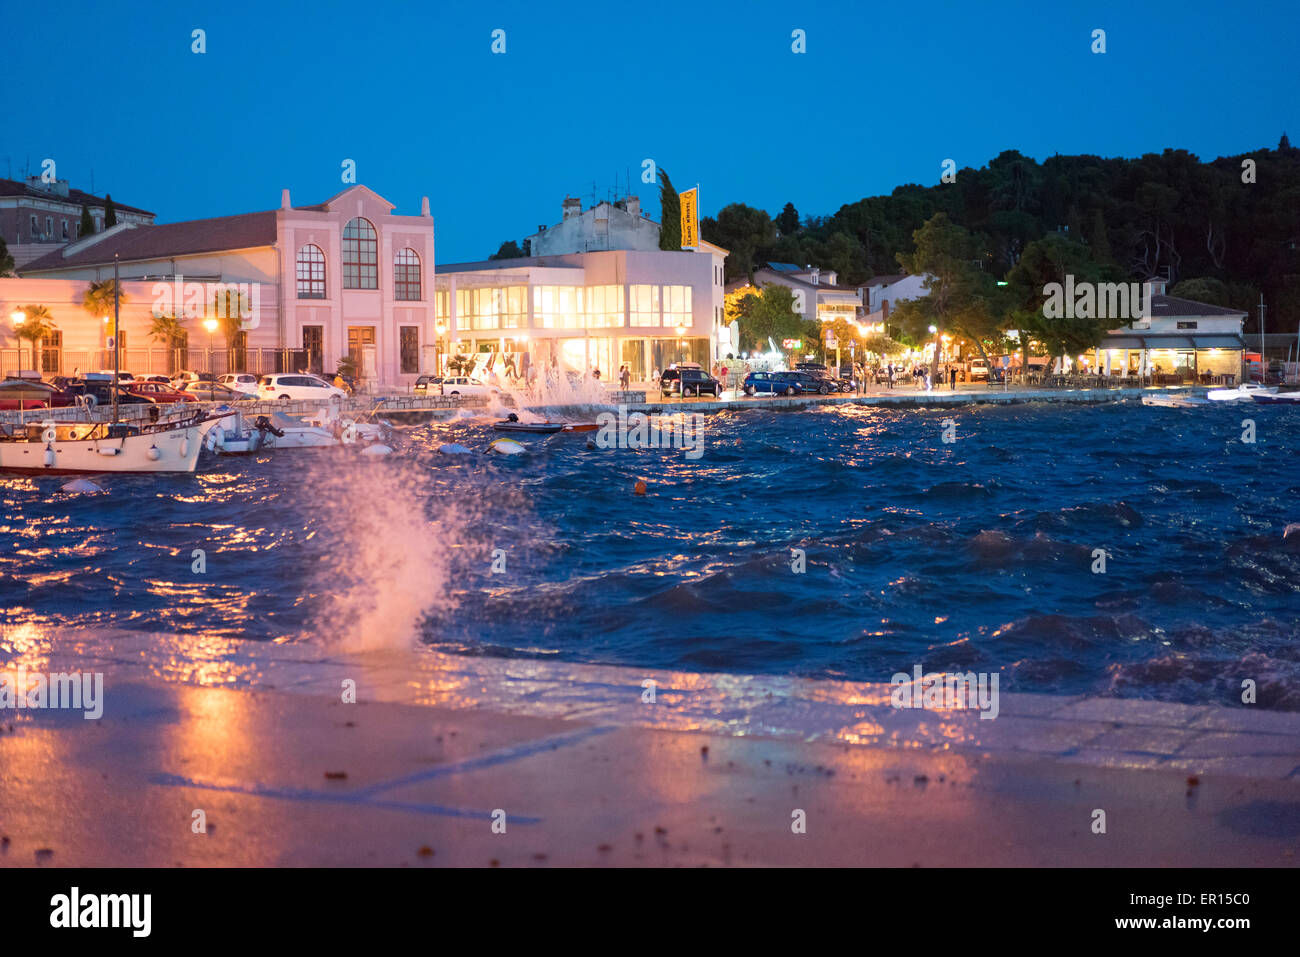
left=864, top=361, right=964, bottom=392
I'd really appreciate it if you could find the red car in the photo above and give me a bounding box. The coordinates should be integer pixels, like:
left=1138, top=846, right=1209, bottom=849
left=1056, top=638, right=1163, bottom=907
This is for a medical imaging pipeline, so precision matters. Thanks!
left=122, top=381, right=199, bottom=403
left=0, top=377, right=75, bottom=411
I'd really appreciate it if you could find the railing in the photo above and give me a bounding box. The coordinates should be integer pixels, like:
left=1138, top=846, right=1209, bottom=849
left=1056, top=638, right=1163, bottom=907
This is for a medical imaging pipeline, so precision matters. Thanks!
left=0, top=348, right=311, bottom=379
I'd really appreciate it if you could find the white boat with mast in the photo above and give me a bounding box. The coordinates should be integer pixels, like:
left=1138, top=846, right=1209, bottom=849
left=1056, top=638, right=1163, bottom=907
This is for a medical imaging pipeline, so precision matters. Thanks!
left=0, top=255, right=224, bottom=475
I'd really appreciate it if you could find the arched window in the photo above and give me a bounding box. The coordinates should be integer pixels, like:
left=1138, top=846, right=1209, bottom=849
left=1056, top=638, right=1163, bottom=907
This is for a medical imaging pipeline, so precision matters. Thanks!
left=296, top=244, right=326, bottom=299
left=342, top=217, right=377, bottom=289
left=394, top=248, right=421, bottom=301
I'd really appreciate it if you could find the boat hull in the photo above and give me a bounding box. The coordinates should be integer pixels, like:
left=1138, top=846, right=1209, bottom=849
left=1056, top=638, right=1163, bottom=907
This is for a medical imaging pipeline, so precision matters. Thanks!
left=0, top=419, right=212, bottom=474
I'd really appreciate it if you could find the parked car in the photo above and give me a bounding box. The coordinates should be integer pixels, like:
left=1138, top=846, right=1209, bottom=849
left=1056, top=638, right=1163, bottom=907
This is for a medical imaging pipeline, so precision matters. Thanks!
left=96, top=370, right=135, bottom=382
left=0, top=377, right=75, bottom=410
left=123, top=380, right=200, bottom=403
left=63, top=376, right=152, bottom=408
left=661, top=367, right=721, bottom=397
left=182, top=381, right=258, bottom=402
left=413, top=374, right=444, bottom=395
left=218, top=373, right=259, bottom=391
left=743, top=371, right=814, bottom=396
left=793, top=362, right=850, bottom=392
left=967, top=359, right=990, bottom=381
left=257, top=373, right=348, bottom=402
left=133, top=374, right=173, bottom=384
left=420, top=375, right=500, bottom=397
left=169, top=370, right=214, bottom=388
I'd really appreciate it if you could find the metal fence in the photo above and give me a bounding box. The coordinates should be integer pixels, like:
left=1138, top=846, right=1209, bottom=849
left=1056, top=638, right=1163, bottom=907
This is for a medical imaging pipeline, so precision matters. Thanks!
left=1, top=348, right=313, bottom=379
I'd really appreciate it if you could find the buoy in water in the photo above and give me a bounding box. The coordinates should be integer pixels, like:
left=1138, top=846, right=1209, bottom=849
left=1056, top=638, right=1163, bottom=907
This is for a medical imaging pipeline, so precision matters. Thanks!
left=360, top=444, right=392, bottom=456
left=489, top=437, right=526, bottom=455
left=634, top=479, right=647, bottom=495
left=61, top=479, right=104, bottom=494
left=585, top=438, right=596, bottom=450
left=438, top=443, right=473, bottom=455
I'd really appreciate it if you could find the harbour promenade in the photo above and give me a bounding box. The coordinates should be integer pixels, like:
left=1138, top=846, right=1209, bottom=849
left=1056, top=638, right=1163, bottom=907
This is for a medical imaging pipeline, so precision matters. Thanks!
left=0, top=381, right=1206, bottom=430
left=2, top=632, right=1296, bottom=867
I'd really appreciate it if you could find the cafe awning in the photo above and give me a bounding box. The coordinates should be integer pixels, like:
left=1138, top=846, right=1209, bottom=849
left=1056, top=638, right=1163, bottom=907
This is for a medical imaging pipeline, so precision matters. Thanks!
left=1099, top=334, right=1244, bottom=350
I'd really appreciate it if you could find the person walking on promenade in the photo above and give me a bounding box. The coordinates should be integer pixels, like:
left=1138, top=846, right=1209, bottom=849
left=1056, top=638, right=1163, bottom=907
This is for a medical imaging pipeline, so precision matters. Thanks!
left=950, top=365, right=958, bottom=390
left=886, top=361, right=894, bottom=389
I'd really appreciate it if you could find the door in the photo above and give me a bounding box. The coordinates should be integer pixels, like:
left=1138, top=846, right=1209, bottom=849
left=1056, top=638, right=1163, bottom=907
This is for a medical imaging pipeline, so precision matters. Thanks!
left=303, top=325, right=324, bottom=375
left=347, top=326, right=375, bottom=371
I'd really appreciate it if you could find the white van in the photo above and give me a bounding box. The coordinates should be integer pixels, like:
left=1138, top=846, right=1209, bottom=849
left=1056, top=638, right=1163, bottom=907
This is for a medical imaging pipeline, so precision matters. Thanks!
left=257, top=373, right=346, bottom=402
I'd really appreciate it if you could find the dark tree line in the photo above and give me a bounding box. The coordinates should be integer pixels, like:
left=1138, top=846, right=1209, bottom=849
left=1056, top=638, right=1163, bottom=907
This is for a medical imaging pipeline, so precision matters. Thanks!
left=702, top=137, right=1300, bottom=328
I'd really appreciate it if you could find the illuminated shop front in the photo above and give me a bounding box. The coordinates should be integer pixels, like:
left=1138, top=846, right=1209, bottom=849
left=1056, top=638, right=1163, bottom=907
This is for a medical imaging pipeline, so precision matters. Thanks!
left=435, top=248, right=723, bottom=380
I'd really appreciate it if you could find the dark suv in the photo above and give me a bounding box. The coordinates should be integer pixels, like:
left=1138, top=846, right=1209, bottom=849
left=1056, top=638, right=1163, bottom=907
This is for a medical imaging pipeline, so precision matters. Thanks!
left=743, top=371, right=815, bottom=395
left=661, top=367, right=720, bottom=397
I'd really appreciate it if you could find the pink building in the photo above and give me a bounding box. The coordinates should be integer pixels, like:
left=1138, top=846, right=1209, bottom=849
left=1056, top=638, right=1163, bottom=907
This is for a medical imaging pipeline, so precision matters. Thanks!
left=13, top=185, right=435, bottom=387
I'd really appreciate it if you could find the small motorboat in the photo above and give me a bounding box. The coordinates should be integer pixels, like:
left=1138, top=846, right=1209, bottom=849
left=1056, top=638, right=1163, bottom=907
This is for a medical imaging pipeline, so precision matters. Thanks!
left=1207, top=383, right=1278, bottom=402
left=1251, top=392, right=1300, bottom=405
left=205, top=409, right=274, bottom=455
left=492, top=413, right=563, bottom=434
left=1141, top=393, right=1208, bottom=408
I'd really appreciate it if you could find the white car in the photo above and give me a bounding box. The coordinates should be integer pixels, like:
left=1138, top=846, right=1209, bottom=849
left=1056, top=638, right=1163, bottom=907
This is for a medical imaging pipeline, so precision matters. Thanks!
left=257, top=373, right=346, bottom=402
left=436, top=375, right=501, bottom=397
left=967, top=359, right=990, bottom=380
left=220, top=373, right=259, bottom=391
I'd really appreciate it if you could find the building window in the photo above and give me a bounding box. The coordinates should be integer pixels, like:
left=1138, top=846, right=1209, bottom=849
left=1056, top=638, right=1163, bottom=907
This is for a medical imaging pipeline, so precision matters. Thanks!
left=458, top=285, right=527, bottom=331
left=435, top=290, right=449, bottom=326
left=394, top=248, right=422, bottom=301
left=585, top=285, right=625, bottom=328
left=30, top=215, right=38, bottom=239
left=342, top=217, right=378, bottom=289
left=296, top=244, right=327, bottom=298
left=1176, top=321, right=1198, bottom=330
left=399, top=326, right=420, bottom=374
left=662, top=285, right=692, bottom=327
left=46, top=217, right=53, bottom=239
left=532, top=286, right=584, bottom=329
left=40, top=330, right=62, bottom=373
left=629, top=284, right=660, bottom=325
left=61, top=220, right=68, bottom=241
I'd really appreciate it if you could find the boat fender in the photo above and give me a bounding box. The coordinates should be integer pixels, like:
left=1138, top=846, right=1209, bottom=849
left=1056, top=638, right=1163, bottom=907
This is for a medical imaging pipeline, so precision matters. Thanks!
left=44, top=444, right=55, bottom=468
left=206, top=426, right=224, bottom=452
left=96, top=447, right=121, bottom=457
left=147, top=444, right=162, bottom=461
left=180, top=438, right=189, bottom=457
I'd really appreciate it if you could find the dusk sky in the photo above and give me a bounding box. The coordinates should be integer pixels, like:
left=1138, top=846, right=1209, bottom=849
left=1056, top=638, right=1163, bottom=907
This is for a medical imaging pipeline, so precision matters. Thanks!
left=5, top=0, right=1296, bottom=262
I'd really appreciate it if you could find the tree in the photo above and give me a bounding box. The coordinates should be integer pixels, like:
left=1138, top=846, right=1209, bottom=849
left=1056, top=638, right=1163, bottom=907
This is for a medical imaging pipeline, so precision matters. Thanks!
left=0, top=235, right=14, bottom=277
left=1086, top=209, right=1113, bottom=264
left=13, top=305, right=56, bottom=374
left=1280, top=132, right=1293, bottom=152
left=658, top=170, right=681, bottom=251
left=892, top=213, right=1002, bottom=377
left=727, top=284, right=807, bottom=351
left=775, top=202, right=800, bottom=235
left=80, top=205, right=94, bottom=237
left=148, top=314, right=188, bottom=373
left=1004, top=235, right=1110, bottom=376
left=702, top=203, right=776, bottom=282
left=490, top=240, right=524, bottom=260
left=82, top=278, right=127, bottom=323
left=104, top=195, right=117, bottom=228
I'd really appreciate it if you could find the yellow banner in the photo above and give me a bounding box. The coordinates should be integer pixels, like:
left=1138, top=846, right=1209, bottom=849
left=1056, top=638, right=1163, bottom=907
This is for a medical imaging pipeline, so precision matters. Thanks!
left=680, top=187, right=698, bottom=248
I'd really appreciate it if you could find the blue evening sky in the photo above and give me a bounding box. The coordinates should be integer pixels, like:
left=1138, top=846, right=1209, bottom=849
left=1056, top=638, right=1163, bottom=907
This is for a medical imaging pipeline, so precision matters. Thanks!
left=4, top=0, right=1295, bottom=262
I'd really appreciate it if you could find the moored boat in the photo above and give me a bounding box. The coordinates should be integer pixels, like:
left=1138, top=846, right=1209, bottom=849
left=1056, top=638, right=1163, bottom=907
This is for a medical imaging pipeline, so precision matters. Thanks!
left=1207, top=383, right=1278, bottom=402
left=1141, top=393, right=1209, bottom=408
left=1251, top=392, right=1300, bottom=404
left=0, top=413, right=223, bottom=474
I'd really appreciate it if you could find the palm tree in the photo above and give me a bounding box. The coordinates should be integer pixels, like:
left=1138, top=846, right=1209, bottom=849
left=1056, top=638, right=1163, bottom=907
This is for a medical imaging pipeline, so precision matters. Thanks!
left=82, top=278, right=127, bottom=322
left=14, top=305, right=56, bottom=374
left=149, top=314, right=188, bottom=373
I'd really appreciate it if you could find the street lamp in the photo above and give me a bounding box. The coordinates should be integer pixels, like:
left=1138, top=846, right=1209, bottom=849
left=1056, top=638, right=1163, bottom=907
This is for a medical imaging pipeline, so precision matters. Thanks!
left=203, top=318, right=218, bottom=374
left=434, top=320, right=447, bottom=377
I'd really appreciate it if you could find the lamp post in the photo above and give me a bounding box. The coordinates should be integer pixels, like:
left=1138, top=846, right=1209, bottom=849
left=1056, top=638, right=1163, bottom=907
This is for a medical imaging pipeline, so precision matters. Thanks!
left=928, top=324, right=939, bottom=386
left=435, top=320, right=447, bottom=379
left=204, top=318, right=218, bottom=377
